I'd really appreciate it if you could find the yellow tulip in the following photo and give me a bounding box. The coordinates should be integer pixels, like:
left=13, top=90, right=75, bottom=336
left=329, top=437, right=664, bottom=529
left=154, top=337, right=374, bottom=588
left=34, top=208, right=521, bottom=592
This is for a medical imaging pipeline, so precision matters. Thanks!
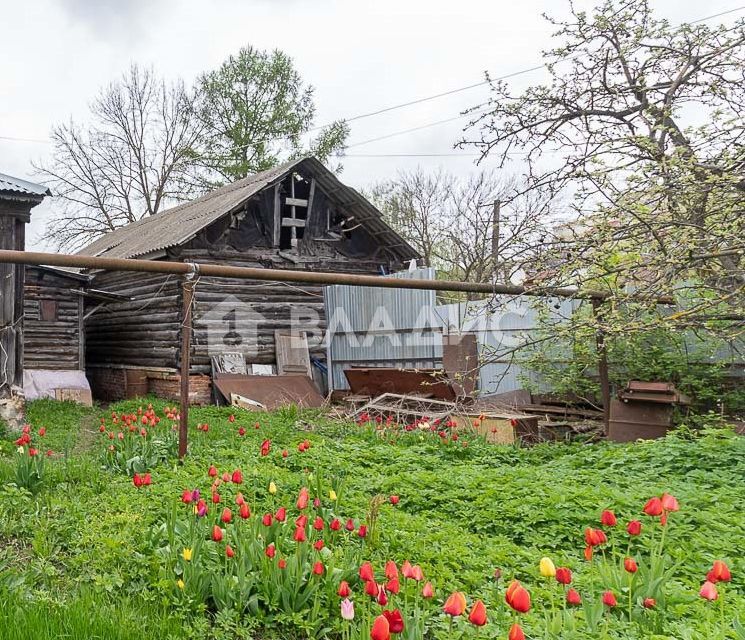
left=539, top=557, right=556, bottom=578
left=182, top=548, right=192, bottom=562
left=177, top=579, right=185, bottom=590
left=329, top=489, right=338, bottom=501
left=269, top=481, right=277, bottom=495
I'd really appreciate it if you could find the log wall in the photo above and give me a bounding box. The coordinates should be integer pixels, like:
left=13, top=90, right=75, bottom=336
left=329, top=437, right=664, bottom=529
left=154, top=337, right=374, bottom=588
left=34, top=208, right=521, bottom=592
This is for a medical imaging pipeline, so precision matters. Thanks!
left=85, top=271, right=182, bottom=369
left=23, top=268, right=84, bottom=370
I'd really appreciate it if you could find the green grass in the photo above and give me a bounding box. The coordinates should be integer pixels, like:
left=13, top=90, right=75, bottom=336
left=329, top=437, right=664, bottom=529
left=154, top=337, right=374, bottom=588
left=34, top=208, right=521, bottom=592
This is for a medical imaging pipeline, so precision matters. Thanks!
left=0, top=398, right=743, bottom=639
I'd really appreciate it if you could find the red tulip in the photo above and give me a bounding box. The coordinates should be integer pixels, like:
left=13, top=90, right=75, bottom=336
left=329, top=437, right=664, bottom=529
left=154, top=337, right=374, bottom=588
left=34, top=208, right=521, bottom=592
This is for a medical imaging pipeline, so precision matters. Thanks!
left=235, top=493, right=245, bottom=506
left=370, top=615, right=390, bottom=640
left=313, top=516, right=324, bottom=531
left=643, top=598, right=656, bottom=608
left=338, top=580, right=351, bottom=598
left=443, top=591, right=467, bottom=617
left=132, top=473, right=143, bottom=488
left=567, top=588, right=582, bottom=606
left=660, top=493, right=679, bottom=512
left=602, top=591, right=617, bottom=607
left=643, top=496, right=663, bottom=516
left=345, top=518, right=355, bottom=531
left=468, top=600, right=487, bottom=626
left=505, top=580, right=531, bottom=613
left=411, top=565, right=424, bottom=581
left=143, top=473, right=151, bottom=485
left=385, top=560, right=399, bottom=580
left=275, top=507, right=286, bottom=522
left=38, top=427, right=46, bottom=437
left=211, top=525, right=223, bottom=542
left=401, top=560, right=414, bottom=579
left=624, top=557, right=638, bottom=573
left=238, top=426, right=246, bottom=436
left=627, top=520, right=642, bottom=536
left=221, top=507, right=232, bottom=524
left=225, top=545, right=235, bottom=558
left=211, top=493, right=221, bottom=504
left=508, top=623, right=525, bottom=640
left=278, top=558, right=286, bottom=569
left=222, top=472, right=230, bottom=483
left=600, top=510, right=617, bottom=527
left=313, top=539, right=325, bottom=551
left=239, top=503, right=250, bottom=519
left=228, top=414, right=235, bottom=423
left=208, top=465, right=218, bottom=478
left=707, top=560, right=731, bottom=583
left=281, top=449, right=288, bottom=458
left=583, top=546, right=593, bottom=561
left=699, top=581, right=718, bottom=601
left=422, top=582, right=434, bottom=598
left=365, top=580, right=379, bottom=597
left=260, top=439, right=271, bottom=456
left=555, top=567, right=572, bottom=585
left=231, top=469, right=243, bottom=484
left=293, top=526, right=306, bottom=542
left=385, top=577, right=400, bottom=594
left=389, top=495, right=399, bottom=505
left=265, top=543, right=276, bottom=558
left=358, top=525, right=368, bottom=538
left=382, top=609, right=404, bottom=634
left=329, top=518, right=341, bottom=531
left=295, top=514, right=308, bottom=529
left=584, top=527, right=607, bottom=547
left=296, top=487, right=309, bottom=510
left=312, top=561, right=324, bottom=576
left=359, top=561, right=375, bottom=582
left=262, top=513, right=273, bottom=526
left=376, top=587, right=388, bottom=606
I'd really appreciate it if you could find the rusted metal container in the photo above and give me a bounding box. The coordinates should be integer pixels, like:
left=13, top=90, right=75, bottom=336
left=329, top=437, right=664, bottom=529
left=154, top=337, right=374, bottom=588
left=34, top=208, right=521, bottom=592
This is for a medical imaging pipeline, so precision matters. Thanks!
left=608, top=381, right=690, bottom=442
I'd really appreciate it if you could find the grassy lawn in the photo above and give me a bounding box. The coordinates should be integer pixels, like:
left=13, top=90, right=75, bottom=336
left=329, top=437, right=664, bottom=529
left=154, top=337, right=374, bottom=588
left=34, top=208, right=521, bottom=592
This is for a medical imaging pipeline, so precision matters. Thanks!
left=0, top=398, right=743, bottom=639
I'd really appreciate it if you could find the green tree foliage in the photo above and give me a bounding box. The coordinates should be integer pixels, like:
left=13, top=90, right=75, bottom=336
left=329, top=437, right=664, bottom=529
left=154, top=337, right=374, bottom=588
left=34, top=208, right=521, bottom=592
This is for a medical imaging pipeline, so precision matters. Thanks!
left=461, top=1, right=744, bottom=405
left=193, top=46, right=348, bottom=187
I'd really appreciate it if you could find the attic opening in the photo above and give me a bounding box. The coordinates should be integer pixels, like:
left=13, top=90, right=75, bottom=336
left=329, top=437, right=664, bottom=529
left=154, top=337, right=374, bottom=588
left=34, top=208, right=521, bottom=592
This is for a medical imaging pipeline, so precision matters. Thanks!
left=278, top=172, right=313, bottom=250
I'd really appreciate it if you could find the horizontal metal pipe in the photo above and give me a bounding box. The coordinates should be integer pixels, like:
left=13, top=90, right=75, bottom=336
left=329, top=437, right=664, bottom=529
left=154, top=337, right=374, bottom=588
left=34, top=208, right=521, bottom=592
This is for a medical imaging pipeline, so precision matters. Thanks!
left=0, top=250, right=675, bottom=303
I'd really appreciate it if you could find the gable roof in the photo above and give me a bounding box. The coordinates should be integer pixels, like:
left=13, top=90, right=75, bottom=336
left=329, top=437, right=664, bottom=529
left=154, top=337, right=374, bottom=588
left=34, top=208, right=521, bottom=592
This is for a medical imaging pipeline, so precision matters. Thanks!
left=0, top=172, right=51, bottom=202
left=77, top=157, right=419, bottom=263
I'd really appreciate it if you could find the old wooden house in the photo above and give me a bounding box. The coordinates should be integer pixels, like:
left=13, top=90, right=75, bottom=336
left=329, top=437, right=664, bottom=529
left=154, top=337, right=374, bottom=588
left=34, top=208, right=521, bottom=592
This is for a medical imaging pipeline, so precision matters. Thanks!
left=0, top=173, right=50, bottom=425
left=78, top=157, right=419, bottom=403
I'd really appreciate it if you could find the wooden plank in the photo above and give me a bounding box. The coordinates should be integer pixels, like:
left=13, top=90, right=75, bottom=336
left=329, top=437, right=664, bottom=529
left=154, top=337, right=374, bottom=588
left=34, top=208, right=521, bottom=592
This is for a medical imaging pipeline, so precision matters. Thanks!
left=273, top=183, right=281, bottom=247
left=281, top=217, right=306, bottom=228
left=274, top=330, right=312, bottom=377
left=285, top=197, right=308, bottom=207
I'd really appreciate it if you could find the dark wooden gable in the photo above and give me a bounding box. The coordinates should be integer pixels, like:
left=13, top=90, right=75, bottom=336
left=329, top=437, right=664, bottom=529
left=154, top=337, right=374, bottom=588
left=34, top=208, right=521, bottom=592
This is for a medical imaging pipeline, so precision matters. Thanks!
left=188, top=167, right=381, bottom=260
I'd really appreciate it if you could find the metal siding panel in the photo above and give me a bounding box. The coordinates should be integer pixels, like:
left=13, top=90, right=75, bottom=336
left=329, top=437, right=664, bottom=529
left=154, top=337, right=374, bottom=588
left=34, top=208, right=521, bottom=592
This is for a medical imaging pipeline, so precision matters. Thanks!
left=325, top=268, right=442, bottom=391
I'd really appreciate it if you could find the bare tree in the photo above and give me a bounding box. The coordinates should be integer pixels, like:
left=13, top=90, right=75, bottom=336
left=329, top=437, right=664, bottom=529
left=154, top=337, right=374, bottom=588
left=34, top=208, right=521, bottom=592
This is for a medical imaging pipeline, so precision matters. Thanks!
left=35, top=65, right=202, bottom=250
left=369, top=169, right=553, bottom=293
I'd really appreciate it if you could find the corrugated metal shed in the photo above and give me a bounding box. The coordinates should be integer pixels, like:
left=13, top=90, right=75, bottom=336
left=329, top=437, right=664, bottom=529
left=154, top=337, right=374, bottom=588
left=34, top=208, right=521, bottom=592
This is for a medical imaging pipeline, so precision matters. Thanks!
left=324, top=267, right=443, bottom=391
left=0, top=173, right=51, bottom=199
left=76, top=157, right=418, bottom=263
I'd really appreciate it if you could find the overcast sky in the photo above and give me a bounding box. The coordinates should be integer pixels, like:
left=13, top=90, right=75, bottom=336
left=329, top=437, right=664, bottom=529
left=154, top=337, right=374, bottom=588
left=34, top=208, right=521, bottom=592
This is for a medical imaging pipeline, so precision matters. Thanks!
left=1, top=0, right=741, bottom=250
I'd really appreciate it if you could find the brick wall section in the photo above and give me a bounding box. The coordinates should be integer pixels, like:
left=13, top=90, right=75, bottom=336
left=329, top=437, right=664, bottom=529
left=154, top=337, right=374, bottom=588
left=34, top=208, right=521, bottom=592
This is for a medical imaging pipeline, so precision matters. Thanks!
left=147, top=373, right=212, bottom=405
left=88, top=367, right=127, bottom=401
left=87, top=367, right=212, bottom=405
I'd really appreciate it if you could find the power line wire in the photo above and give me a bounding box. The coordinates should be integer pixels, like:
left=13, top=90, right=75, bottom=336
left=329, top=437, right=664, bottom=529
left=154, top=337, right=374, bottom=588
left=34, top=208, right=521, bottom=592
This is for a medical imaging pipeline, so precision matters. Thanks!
left=1, top=5, right=743, bottom=147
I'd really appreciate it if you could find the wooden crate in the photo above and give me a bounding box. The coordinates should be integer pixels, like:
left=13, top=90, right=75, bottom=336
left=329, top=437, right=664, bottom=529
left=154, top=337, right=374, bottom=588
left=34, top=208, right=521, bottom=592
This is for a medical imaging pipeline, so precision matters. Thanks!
left=452, top=414, right=516, bottom=445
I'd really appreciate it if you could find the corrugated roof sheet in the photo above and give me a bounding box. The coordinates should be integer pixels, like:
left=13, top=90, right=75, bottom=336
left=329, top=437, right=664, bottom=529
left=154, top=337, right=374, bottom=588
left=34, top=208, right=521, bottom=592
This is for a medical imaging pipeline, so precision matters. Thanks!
left=77, top=157, right=418, bottom=263
left=0, top=172, right=51, bottom=198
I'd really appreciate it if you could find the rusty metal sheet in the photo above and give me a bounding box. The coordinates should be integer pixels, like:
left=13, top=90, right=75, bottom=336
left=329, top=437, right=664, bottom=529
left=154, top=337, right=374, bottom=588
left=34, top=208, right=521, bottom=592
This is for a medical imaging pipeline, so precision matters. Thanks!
left=608, top=399, right=673, bottom=442
left=442, top=333, right=479, bottom=397
left=213, top=374, right=323, bottom=410
left=626, top=380, right=676, bottom=393
left=344, top=368, right=456, bottom=401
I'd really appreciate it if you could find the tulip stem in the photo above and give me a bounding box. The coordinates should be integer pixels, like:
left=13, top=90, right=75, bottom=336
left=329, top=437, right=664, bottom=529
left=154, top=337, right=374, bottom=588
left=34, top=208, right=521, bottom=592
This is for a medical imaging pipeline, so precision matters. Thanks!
left=627, top=572, right=634, bottom=620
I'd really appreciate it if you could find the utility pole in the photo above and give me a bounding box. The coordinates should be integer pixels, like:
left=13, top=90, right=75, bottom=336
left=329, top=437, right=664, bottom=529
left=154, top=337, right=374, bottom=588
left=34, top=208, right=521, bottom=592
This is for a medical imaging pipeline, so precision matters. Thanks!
left=491, top=199, right=501, bottom=282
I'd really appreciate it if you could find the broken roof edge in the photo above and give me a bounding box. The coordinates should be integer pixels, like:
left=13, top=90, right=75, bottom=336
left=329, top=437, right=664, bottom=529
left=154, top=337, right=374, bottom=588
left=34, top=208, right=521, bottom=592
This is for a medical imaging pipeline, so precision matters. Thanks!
left=74, top=156, right=420, bottom=263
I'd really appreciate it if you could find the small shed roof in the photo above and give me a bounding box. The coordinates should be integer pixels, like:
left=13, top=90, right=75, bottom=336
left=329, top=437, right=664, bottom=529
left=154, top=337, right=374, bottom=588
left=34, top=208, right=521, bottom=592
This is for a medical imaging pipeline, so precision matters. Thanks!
left=0, top=173, right=51, bottom=201
left=77, top=157, right=419, bottom=263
